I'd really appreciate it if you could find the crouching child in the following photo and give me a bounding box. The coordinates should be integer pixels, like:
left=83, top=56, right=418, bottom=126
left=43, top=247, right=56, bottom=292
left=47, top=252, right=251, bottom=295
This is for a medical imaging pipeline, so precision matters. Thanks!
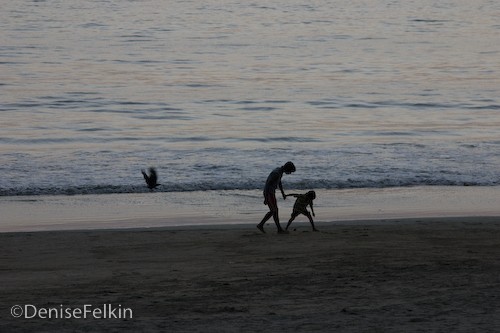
left=285, top=190, right=318, bottom=231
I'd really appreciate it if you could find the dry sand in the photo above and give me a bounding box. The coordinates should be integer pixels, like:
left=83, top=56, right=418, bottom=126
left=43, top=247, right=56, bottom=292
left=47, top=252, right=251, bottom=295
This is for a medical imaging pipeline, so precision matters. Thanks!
left=1, top=217, right=500, bottom=332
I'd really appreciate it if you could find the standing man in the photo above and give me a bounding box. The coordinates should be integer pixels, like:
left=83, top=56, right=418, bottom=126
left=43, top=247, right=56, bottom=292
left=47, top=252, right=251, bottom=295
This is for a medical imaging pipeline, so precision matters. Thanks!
left=257, top=161, right=296, bottom=234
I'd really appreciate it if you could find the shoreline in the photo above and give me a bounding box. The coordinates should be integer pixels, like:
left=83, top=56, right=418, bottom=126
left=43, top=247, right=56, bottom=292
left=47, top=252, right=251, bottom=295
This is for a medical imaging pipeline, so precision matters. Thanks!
left=1, top=185, right=500, bottom=233
left=1, top=215, right=499, bottom=235
left=2, top=216, right=499, bottom=332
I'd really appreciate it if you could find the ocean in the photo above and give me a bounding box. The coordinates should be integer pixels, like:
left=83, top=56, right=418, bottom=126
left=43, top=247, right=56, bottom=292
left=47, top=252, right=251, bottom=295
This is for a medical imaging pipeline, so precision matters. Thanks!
left=1, top=0, right=499, bottom=199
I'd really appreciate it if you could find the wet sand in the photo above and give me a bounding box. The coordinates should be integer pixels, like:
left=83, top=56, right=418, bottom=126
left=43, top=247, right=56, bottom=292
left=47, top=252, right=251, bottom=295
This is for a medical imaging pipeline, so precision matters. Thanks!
left=1, top=217, right=500, bottom=332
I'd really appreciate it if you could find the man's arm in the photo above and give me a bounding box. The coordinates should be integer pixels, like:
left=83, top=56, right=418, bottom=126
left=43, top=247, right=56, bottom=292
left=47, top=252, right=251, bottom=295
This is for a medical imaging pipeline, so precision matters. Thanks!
left=310, top=202, right=315, bottom=217
left=279, top=181, right=286, bottom=199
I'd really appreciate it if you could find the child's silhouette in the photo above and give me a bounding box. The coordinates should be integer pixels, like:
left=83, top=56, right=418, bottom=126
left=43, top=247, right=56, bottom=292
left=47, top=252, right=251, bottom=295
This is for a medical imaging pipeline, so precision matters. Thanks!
left=285, top=190, right=318, bottom=231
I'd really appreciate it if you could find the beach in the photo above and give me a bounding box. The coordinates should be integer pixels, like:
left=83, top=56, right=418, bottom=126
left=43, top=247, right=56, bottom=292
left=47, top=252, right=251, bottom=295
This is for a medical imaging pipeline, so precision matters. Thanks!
left=2, top=186, right=500, bottom=232
left=2, top=217, right=500, bottom=332
left=2, top=1, right=500, bottom=331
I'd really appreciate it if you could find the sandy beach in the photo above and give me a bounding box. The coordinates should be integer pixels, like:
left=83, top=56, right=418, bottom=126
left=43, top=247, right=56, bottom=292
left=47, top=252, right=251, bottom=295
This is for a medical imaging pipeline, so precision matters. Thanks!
left=3, top=0, right=500, bottom=331
left=2, top=217, right=500, bottom=332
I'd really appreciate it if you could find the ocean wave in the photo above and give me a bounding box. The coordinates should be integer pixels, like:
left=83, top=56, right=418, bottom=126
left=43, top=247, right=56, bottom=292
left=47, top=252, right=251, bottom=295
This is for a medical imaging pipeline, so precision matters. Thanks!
left=1, top=177, right=498, bottom=197
left=307, top=99, right=500, bottom=111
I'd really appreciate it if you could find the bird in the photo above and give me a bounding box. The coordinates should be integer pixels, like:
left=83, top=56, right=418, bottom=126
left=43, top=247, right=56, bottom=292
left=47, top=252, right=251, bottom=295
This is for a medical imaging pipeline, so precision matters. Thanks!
left=141, top=167, right=160, bottom=190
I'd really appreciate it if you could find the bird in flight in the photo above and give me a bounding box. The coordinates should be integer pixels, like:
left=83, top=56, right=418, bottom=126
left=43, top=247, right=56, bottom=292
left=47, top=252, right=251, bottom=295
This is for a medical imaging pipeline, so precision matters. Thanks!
left=141, top=167, right=160, bottom=190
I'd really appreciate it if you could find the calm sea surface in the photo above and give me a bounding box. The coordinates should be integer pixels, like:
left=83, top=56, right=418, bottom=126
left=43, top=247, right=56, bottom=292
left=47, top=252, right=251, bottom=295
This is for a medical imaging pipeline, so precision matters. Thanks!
left=1, top=0, right=499, bottom=196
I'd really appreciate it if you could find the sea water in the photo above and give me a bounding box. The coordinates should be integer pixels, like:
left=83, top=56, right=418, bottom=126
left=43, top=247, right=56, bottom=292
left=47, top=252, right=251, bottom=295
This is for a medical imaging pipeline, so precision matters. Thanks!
left=1, top=1, right=499, bottom=204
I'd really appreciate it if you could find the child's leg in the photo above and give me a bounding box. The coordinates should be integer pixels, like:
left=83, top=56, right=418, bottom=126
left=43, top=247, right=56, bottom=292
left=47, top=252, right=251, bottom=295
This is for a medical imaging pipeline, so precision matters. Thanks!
left=304, top=211, right=318, bottom=231
left=285, top=211, right=300, bottom=230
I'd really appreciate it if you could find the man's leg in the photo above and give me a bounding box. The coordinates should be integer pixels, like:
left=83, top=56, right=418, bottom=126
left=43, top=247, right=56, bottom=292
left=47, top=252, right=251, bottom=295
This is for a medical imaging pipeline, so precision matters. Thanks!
left=268, top=193, right=286, bottom=233
left=257, top=192, right=276, bottom=233
left=257, top=211, right=272, bottom=233
left=272, top=208, right=286, bottom=233
left=259, top=192, right=286, bottom=233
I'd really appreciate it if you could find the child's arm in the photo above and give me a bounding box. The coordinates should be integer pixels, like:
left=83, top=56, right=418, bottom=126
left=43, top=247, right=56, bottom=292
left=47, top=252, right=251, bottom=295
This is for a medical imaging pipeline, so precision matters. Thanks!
left=310, top=201, right=315, bottom=217
left=285, top=193, right=300, bottom=198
